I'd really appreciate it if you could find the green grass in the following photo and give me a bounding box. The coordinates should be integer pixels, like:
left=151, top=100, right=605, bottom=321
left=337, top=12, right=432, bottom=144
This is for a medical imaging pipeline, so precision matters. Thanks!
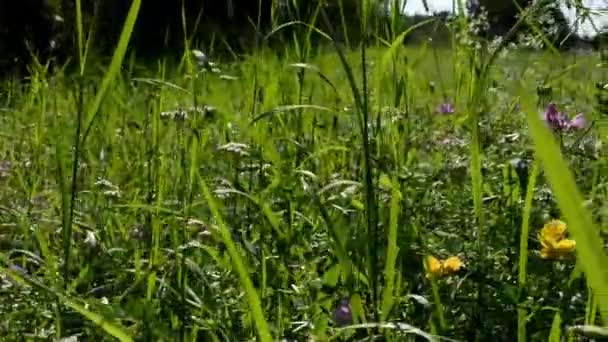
left=0, top=19, right=607, bottom=342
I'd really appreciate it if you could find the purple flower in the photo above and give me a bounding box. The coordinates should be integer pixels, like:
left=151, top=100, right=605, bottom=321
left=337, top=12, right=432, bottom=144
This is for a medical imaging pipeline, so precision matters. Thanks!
left=436, top=102, right=455, bottom=115
left=568, top=113, right=586, bottom=130
left=333, top=298, right=352, bottom=327
left=542, top=103, right=586, bottom=132
left=543, top=103, right=566, bottom=130
left=9, top=264, right=26, bottom=274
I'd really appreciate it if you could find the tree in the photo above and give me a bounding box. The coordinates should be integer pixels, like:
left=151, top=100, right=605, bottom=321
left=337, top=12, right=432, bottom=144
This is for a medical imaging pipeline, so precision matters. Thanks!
left=0, top=0, right=63, bottom=76
left=473, top=0, right=575, bottom=48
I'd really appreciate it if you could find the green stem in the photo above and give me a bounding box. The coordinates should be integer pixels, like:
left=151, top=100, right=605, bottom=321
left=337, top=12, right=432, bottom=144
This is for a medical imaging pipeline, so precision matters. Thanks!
left=517, top=160, right=540, bottom=342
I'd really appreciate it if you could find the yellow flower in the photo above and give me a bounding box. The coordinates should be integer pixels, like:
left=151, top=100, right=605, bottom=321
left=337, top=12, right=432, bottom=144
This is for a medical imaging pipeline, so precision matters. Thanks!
left=539, top=220, right=567, bottom=244
left=538, top=219, right=576, bottom=259
left=443, top=256, right=465, bottom=273
left=425, top=255, right=465, bottom=278
left=426, top=256, right=443, bottom=278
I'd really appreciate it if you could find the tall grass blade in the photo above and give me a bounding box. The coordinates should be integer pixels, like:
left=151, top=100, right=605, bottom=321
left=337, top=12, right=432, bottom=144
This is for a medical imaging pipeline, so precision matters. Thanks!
left=321, top=8, right=379, bottom=315
left=380, top=176, right=401, bottom=321
left=82, top=0, right=142, bottom=142
left=518, top=160, right=540, bottom=342
left=198, top=178, right=273, bottom=342
left=522, top=98, right=608, bottom=325
left=74, top=0, right=84, bottom=72
left=548, top=311, right=562, bottom=342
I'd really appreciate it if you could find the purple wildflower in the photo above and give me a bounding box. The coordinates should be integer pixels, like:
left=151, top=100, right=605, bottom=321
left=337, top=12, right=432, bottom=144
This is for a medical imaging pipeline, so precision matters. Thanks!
left=543, top=103, right=568, bottom=130
left=542, top=103, right=586, bottom=132
left=568, top=113, right=586, bottom=130
left=333, top=298, right=352, bottom=327
left=9, top=264, right=26, bottom=274
left=436, top=102, right=455, bottom=115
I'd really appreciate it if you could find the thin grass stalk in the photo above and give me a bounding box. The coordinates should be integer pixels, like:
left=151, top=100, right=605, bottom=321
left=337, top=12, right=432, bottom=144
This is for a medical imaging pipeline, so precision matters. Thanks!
left=81, top=0, right=142, bottom=143
left=74, top=0, right=84, bottom=73
left=337, top=0, right=351, bottom=49
left=517, top=160, right=540, bottom=342
left=142, top=89, right=156, bottom=341
left=295, top=54, right=305, bottom=166
left=359, top=34, right=380, bottom=322
left=62, top=79, right=84, bottom=287
left=145, top=61, right=166, bottom=309
left=380, top=176, right=401, bottom=321
left=317, top=2, right=374, bottom=288
left=56, top=3, right=88, bottom=332
left=52, top=84, right=67, bottom=338
left=585, top=287, right=597, bottom=325
left=452, top=3, right=485, bottom=338
left=255, top=0, right=263, bottom=50
left=181, top=134, right=199, bottom=340
left=180, top=4, right=194, bottom=338
left=320, top=0, right=384, bottom=320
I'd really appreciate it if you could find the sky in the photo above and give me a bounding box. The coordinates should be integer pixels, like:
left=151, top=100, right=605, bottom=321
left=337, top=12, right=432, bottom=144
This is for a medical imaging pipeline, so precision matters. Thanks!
left=401, top=0, right=607, bottom=37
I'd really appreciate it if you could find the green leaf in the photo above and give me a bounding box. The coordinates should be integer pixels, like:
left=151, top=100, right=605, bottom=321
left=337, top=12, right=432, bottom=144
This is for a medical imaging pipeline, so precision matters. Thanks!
left=549, top=311, right=562, bottom=342
left=198, top=178, right=273, bottom=342
left=323, top=264, right=341, bottom=288
left=351, top=293, right=366, bottom=324
left=82, top=0, right=142, bottom=142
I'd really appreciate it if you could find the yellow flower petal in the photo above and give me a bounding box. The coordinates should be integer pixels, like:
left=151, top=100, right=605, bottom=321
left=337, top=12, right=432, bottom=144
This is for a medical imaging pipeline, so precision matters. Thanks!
left=443, top=256, right=465, bottom=273
left=426, top=256, right=443, bottom=278
left=537, top=220, right=576, bottom=260
left=540, top=220, right=567, bottom=243
left=538, top=233, right=552, bottom=249
left=554, top=239, right=576, bottom=253
left=540, top=240, right=576, bottom=260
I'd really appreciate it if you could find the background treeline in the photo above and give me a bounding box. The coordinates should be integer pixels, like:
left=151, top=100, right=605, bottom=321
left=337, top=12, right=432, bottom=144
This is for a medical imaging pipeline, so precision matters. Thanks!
left=0, top=0, right=604, bottom=76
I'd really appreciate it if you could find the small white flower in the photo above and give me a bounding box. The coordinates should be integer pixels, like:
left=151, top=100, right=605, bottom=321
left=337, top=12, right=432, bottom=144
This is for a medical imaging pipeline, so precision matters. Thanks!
left=84, top=230, right=97, bottom=247
left=218, top=142, right=250, bottom=156
left=192, top=49, right=209, bottom=66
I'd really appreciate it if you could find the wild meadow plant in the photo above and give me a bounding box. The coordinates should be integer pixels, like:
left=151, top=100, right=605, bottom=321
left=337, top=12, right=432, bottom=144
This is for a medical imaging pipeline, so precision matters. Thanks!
left=0, top=0, right=607, bottom=341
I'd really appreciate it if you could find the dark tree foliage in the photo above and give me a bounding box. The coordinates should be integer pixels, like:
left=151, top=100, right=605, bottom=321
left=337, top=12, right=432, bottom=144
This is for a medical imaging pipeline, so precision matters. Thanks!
left=126, top=0, right=274, bottom=55
left=0, top=0, right=64, bottom=77
left=477, top=0, right=533, bottom=37
left=0, top=0, right=591, bottom=78
left=58, top=0, right=274, bottom=56
left=472, top=0, right=575, bottom=48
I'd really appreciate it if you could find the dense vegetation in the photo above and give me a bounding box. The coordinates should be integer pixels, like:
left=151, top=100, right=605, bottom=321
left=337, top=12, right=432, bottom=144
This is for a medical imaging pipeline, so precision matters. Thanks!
left=0, top=0, right=607, bottom=341
left=0, top=0, right=601, bottom=76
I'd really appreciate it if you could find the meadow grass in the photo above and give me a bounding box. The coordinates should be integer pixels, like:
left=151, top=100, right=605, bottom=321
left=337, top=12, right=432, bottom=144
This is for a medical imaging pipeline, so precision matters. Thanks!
left=0, top=10, right=607, bottom=341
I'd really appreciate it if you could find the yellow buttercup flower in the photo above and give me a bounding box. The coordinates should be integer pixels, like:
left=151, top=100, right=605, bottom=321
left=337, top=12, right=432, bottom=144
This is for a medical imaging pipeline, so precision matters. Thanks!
left=425, top=255, right=464, bottom=278
left=426, top=256, right=443, bottom=278
left=538, top=219, right=576, bottom=259
left=443, top=256, right=465, bottom=273
left=540, top=220, right=567, bottom=243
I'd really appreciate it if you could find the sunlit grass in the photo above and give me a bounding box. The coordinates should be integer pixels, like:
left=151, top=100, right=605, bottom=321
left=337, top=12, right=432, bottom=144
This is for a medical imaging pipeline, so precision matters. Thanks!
left=0, top=14, right=606, bottom=341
